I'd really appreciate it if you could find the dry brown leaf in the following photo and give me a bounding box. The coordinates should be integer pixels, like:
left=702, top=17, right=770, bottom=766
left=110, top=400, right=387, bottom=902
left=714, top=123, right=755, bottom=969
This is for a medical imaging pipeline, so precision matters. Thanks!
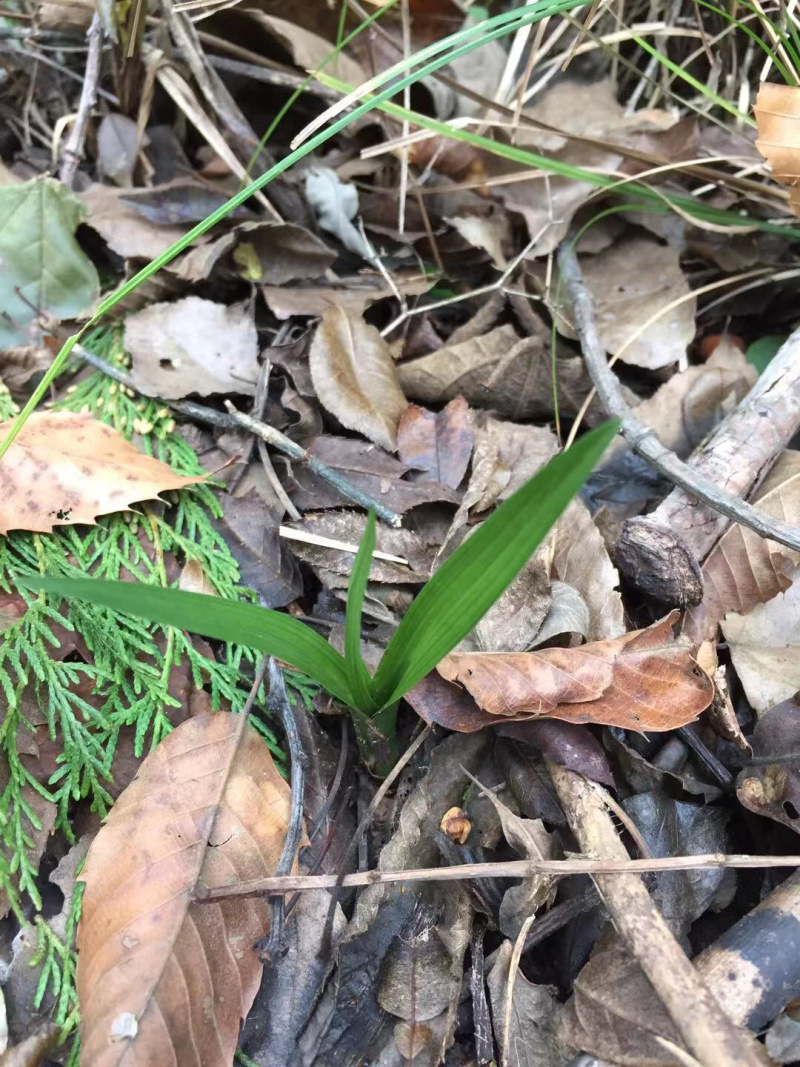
left=754, top=82, right=800, bottom=217
left=309, top=306, right=409, bottom=450
left=81, top=185, right=189, bottom=261
left=0, top=412, right=202, bottom=534
left=547, top=236, right=695, bottom=369
left=398, top=324, right=593, bottom=420
left=445, top=213, right=508, bottom=268
left=262, top=272, right=433, bottom=319
left=686, top=450, right=800, bottom=642
left=438, top=613, right=713, bottom=731
left=456, top=548, right=552, bottom=654
left=77, top=712, right=293, bottom=1067
left=721, top=564, right=800, bottom=714
left=396, top=397, right=473, bottom=488
left=125, top=296, right=258, bottom=399
left=549, top=500, right=625, bottom=641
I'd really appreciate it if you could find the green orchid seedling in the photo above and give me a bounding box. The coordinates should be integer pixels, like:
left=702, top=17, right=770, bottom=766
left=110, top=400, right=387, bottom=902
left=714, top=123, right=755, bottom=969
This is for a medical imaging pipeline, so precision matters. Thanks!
left=18, top=420, right=619, bottom=774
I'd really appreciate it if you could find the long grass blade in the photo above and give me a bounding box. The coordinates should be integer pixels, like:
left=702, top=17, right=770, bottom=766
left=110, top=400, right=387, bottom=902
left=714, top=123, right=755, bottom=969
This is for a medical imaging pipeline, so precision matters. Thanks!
left=371, top=420, right=620, bottom=709
left=345, top=509, right=379, bottom=712
left=14, top=580, right=356, bottom=707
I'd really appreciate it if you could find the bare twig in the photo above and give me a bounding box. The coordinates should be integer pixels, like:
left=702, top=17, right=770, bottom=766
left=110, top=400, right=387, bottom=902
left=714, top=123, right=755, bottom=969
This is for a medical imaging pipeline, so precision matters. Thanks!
left=549, top=764, right=765, bottom=1067
left=557, top=239, right=800, bottom=606
left=58, top=13, right=102, bottom=188
left=259, top=659, right=306, bottom=959
left=198, top=850, right=800, bottom=898
left=72, top=347, right=403, bottom=527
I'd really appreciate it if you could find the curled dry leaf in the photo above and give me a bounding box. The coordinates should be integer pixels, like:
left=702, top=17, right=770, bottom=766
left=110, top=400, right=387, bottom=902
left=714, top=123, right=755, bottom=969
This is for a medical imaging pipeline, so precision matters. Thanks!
left=755, top=82, right=800, bottom=217
left=125, top=297, right=258, bottom=399
left=438, top=613, right=713, bottom=731
left=737, top=694, right=800, bottom=834
left=0, top=412, right=203, bottom=534
left=397, top=397, right=473, bottom=489
left=309, top=306, right=409, bottom=450
left=77, top=712, right=293, bottom=1067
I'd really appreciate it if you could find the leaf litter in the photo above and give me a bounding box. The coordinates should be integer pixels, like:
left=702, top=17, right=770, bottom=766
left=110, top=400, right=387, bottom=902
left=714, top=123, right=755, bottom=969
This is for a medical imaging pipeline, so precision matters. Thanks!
left=4, top=4, right=800, bottom=1065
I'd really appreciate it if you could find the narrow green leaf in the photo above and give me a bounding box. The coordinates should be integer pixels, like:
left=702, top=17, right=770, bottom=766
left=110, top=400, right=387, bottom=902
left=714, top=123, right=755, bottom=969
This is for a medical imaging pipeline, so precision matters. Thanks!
left=345, top=509, right=379, bottom=712
left=371, top=420, right=620, bottom=708
left=14, top=579, right=355, bottom=707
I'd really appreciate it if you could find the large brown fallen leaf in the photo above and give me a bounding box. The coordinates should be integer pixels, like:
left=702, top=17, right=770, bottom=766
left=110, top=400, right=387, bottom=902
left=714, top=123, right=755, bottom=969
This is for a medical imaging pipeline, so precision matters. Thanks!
left=686, top=450, right=800, bottom=642
left=0, top=412, right=203, bottom=534
left=309, top=306, right=409, bottom=450
left=398, top=324, right=593, bottom=420
left=77, top=712, right=293, bottom=1067
left=125, top=296, right=258, bottom=399
left=754, top=82, right=800, bottom=217
left=438, top=613, right=713, bottom=731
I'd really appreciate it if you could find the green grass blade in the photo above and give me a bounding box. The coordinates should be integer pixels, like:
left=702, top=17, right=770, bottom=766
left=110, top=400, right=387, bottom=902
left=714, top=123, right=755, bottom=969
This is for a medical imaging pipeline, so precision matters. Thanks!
left=345, top=509, right=379, bottom=712
left=14, top=578, right=356, bottom=707
left=317, top=72, right=799, bottom=240
left=0, top=0, right=591, bottom=463
left=371, top=420, right=620, bottom=709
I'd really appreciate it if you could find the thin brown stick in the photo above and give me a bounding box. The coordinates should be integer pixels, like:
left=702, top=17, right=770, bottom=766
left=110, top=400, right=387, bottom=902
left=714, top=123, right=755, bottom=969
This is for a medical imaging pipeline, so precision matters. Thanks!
left=197, top=850, right=800, bottom=899
left=58, top=13, right=102, bottom=188
left=557, top=239, right=800, bottom=606
left=549, top=764, right=766, bottom=1067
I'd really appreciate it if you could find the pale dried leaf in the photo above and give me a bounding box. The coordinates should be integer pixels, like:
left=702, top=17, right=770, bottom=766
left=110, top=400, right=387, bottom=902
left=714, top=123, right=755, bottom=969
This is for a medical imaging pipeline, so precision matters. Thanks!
left=445, top=214, right=508, bottom=268
left=77, top=712, right=293, bottom=1067
left=457, top=547, right=552, bottom=654
left=309, top=307, right=408, bottom=450
left=550, top=500, right=625, bottom=641
left=96, top=115, right=139, bottom=186
left=262, top=273, right=433, bottom=319
left=722, top=564, right=800, bottom=713
left=0, top=412, right=202, bottom=534
left=439, top=613, right=713, bottom=731
left=551, top=237, right=695, bottom=369
left=125, top=297, right=258, bottom=399
left=532, top=580, right=591, bottom=647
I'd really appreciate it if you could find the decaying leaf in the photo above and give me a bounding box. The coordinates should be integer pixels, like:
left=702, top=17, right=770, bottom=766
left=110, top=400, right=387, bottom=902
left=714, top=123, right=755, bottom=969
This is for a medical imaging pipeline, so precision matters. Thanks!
left=286, top=510, right=432, bottom=587
left=469, top=775, right=556, bottom=938
left=487, top=941, right=566, bottom=1067
left=309, top=307, right=409, bottom=450
left=214, top=492, right=302, bottom=608
left=397, top=397, right=473, bottom=489
left=721, top=564, right=800, bottom=713
left=305, top=167, right=373, bottom=260
left=0, top=176, right=99, bottom=346
left=125, top=296, right=258, bottom=399
left=687, top=450, right=800, bottom=642
left=0, top=412, right=203, bottom=534
left=755, top=82, right=800, bottom=217
left=77, top=712, right=293, bottom=1067
left=262, top=272, right=433, bottom=319
left=398, top=324, right=592, bottom=420
left=548, top=236, right=695, bottom=370
left=438, top=613, right=713, bottom=731
left=469, top=415, right=559, bottom=508
left=285, top=434, right=460, bottom=514
left=81, top=184, right=189, bottom=260
left=456, top=548, right=552, bottom=655
left=170, top=221, right=336, bottom=284
left=244, top=10, right=367, bottom=86
left=737, top=694, right=800, bottom=833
